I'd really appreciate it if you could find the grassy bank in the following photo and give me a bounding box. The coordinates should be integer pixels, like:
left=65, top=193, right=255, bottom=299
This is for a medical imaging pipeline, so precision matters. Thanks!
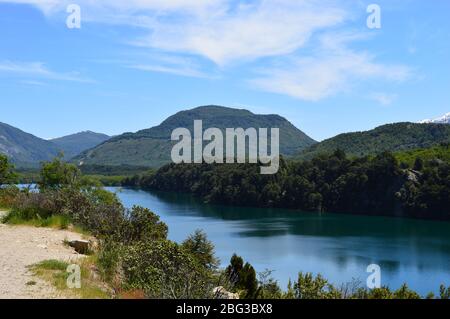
left=30, top=258, right=110, bottom=299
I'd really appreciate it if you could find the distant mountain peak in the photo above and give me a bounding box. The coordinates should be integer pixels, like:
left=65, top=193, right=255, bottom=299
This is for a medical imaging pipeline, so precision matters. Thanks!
left=0, top=123, right=111, bottom=167
left=51, top=131, right=111, bottom=159
left=420, top=112, right=450, bottom=124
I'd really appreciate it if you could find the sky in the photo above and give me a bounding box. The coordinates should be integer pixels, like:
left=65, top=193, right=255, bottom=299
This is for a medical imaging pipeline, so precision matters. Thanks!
left=0, top=0, right=449, bottom=141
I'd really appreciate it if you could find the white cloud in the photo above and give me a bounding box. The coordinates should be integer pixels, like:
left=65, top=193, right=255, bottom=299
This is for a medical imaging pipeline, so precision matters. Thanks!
left=129, top=63, right=210, bottom=78
left=250, top=32, right=412, bottom=101
left=141, top=1, right=347, bottom=65
left=0, top=60, right=92, bottom=82
left=1, top=0, right=415, bottom=100
left=1, top=0, right=346, bottom=66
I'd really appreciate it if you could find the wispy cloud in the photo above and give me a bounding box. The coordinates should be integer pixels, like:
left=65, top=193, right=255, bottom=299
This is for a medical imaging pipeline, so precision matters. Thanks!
left=1, top=0, right=415, bottom=101
left=136, top=1, right=346, bottom=66
left=250, top=32, right=413, bottom=101
left=126, top=54, right=215, bottom=78
left=2, top=0, right=347, bottom=66
left=369, top=92, right=398, bottom=106
left=0, top=60, right=93, bottom=83
left=129, top=64, right=208, bottom=78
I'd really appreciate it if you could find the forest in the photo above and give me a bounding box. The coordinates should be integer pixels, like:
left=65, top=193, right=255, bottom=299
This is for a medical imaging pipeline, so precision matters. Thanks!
left=125, top=147, right=450, bottom=220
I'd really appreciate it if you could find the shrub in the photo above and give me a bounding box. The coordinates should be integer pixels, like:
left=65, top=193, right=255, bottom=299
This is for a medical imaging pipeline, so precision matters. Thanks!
left=118, top=206, right=168, bottom=244
left=0, top=185, right=20, bottom=208
left=122, top=240, right=214, bottom=299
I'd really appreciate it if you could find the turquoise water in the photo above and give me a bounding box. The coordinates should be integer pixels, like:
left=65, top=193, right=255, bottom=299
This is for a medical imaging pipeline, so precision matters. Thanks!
left=109, top=187, right=450, bottom=296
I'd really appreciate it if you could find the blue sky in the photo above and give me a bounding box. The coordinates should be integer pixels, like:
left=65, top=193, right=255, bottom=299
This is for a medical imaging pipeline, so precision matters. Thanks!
left=0, top=0, right=449, bottom=141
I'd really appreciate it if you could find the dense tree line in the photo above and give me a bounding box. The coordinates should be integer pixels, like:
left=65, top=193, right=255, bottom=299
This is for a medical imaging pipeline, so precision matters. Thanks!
left=129, top=150, right=450, bottom=220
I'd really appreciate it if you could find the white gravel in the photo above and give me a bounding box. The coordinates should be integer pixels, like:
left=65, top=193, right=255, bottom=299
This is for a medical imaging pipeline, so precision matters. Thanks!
left=0, top=210, right=85, bottom=299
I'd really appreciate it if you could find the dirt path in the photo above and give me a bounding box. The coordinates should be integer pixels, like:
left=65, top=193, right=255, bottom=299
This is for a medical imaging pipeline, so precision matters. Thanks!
left=0, top=210, right=85, bottom=299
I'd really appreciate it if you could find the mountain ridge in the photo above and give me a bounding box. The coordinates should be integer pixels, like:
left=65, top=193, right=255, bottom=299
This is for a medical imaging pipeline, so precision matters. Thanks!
left=0, top=122, right=60, bottom=167
left=51, top=131, right=110, bottom=159
left=0, top=122, right=110, bottom=167
left=296, top=122, right=450, bottom=160
left=74, top=105, right=317, bottom=168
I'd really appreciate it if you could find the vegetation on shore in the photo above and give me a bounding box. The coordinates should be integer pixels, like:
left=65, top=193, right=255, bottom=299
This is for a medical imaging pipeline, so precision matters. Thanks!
left=1, top=153, right=449, bottom=299
left=126, top=147, right=450, bottom=220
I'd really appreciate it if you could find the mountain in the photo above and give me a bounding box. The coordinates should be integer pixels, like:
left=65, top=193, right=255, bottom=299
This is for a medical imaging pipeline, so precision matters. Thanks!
left=0, top=123, right=111, bottom=167
left=0, top=122, right=60, bottom=167
left=74, top=105, right=317, bottom=168
left=420, top=112, right=450, bottom=124
left=296, top=122, right=450, bottom=160
left=51, top=131, right=110, bottom=159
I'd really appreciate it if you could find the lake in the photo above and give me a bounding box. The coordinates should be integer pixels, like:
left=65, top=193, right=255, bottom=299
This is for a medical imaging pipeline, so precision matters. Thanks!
left=108, top=187, right=450, bottom=296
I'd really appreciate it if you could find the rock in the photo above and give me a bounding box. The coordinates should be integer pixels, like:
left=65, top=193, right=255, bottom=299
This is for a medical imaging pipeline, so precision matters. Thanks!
left=212, top=286, right=239, bottom=299
left=68, top=240, right=90, bottom=254
left=406, top=169, right=422, bottom=183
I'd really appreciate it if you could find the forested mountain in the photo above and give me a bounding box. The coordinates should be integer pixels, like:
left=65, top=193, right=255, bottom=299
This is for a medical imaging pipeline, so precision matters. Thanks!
left=296, top=123, right=450, bottom=160
left=0, top=122, right=60, bottom=167
left=74, top=105, right=317, bottom=168
left=50, top=131, right=110, bottom=159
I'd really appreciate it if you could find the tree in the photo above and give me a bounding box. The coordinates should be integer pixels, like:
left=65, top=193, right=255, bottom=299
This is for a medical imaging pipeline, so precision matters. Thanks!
left=39, top=154, right=81, bottom=190
left=413, top=157, right=424, bottom=171
left=226, top=254, right=244, bottom=286
left=182, top=230, right=219, bottom=270
left=226, top=254, right=259, bottom=298
left=0, top=154, right=17, bottom=185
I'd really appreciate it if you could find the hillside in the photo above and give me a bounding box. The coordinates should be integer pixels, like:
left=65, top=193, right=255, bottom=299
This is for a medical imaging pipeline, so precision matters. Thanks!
left=0, top=123, right=110, bottom=167
left=296, top=123, right=450, bottom=160
left=395, top=144, right=450, bottom=166
left=51, top=131, right=110, bottom=159
left=74, top=105, right=317, bottom=168
left=0, top=122, right=60, bottom=167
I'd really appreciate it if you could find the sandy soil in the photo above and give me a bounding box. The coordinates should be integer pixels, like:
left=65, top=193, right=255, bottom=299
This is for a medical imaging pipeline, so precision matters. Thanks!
left=0, top=210, right=85, bottom=299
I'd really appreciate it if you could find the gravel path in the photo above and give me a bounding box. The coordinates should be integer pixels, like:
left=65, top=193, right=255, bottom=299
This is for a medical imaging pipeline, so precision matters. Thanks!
left=0, top=210, right=85, bottom=299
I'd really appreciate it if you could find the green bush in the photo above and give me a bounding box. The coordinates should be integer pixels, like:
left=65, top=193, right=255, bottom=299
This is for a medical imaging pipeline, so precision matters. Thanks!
left=122, top=240, right=214, bottom=299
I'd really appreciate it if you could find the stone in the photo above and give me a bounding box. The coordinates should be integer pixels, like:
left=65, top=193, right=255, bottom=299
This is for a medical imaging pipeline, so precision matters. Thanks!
left=68, top=240, right=90, bottom=254
left=212, top=286, right=239, bottom=299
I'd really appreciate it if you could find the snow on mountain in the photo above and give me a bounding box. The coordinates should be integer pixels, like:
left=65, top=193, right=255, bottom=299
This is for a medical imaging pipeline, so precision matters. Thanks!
left=420, top=113, right=450, bottom=124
